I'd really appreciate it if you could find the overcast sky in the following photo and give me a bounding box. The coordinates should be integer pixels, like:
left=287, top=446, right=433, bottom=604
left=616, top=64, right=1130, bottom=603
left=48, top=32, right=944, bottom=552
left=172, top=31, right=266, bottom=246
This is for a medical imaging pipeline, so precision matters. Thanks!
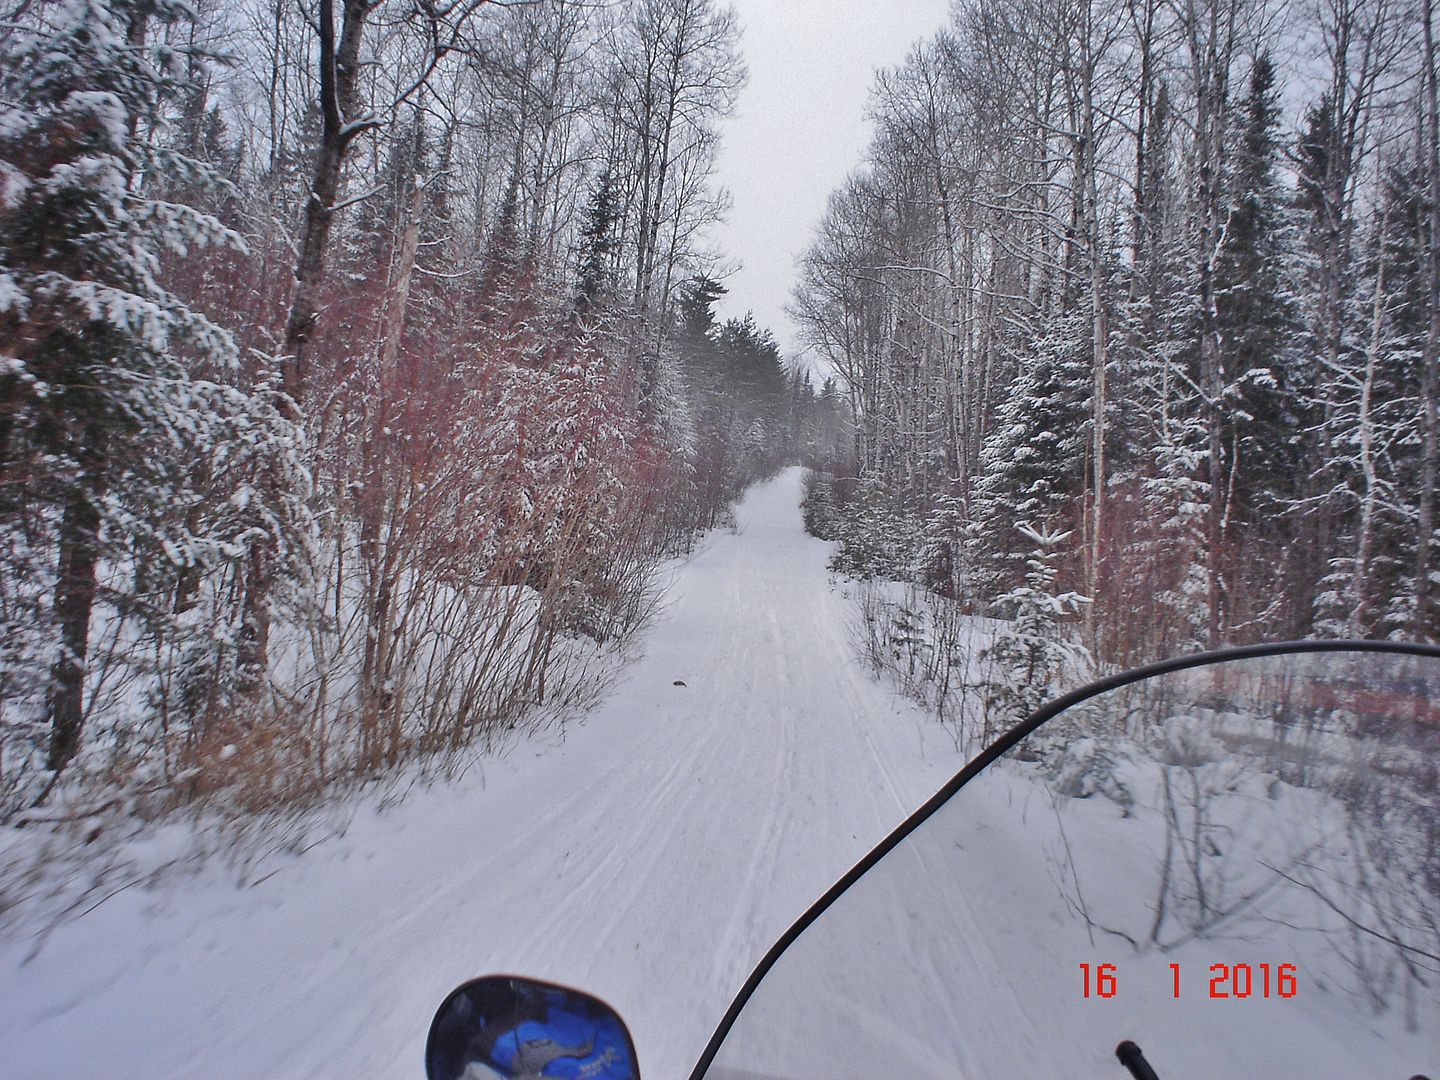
left=708, top=0, right=952, bottom=366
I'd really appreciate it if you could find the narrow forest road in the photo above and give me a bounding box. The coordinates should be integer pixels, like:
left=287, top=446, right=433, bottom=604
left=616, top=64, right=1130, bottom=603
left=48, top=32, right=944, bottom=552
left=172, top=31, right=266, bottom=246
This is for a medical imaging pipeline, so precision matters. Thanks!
left=0, top=467, right=965, bottom=1080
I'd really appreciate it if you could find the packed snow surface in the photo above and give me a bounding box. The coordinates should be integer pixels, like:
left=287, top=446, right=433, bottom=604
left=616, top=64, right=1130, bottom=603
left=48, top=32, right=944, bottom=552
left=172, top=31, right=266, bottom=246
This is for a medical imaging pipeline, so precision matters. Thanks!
left=8, top=469, right=1434, bottom=1079
left=0, top=468, right=965, bottom=1079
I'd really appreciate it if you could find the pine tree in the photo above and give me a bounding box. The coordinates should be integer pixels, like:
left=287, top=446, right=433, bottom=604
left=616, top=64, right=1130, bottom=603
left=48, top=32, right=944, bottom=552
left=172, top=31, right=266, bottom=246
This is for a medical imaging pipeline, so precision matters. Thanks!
left=975, top=524, right=1091, bottom=739
left=0, top=0, right=301, bottom=783
left=1372, top=155, right=1437, bottom=634
left=1316, top=156, right=1435, bottom=637
left=574, top=169, right=621, bottom=317
left=1215, top=54, right=1303, bottom=517
left=1292, top=94, right=1359, bottom=634
left=966, top=312, right=1092, bottom=603
left=352, top=113, right=426, bottom=268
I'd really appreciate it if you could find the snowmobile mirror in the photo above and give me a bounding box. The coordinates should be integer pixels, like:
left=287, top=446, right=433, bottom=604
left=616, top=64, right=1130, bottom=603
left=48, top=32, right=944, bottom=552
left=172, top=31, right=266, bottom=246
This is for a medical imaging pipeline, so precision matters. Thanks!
left=426, top=974, right=640, bottom=1080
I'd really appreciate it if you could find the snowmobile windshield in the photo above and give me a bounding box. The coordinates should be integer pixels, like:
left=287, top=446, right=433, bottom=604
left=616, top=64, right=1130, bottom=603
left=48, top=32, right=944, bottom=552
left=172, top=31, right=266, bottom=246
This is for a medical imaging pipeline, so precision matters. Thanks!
left=691, top=643, right=1440, bottom=1080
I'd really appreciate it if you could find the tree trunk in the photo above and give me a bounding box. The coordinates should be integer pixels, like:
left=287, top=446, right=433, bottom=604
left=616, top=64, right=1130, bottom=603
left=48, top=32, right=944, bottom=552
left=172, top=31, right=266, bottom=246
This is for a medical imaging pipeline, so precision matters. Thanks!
left=281, top=0, right=371, bottom=406
left=45, top=424, right=104, bottom=779
left=240, top=0, right=372, bottom=685
left=1080, top=24, right=1108, bottom=651
left=360, top=172, right=424, bottom=727
left=1198, top=108, right=1226, bottom=650
left=1417, top=0, right=1439, bottom=636
left=1351, top=203, right=1387, bottom=634
left=1184, top=0, right=1236, bottom=649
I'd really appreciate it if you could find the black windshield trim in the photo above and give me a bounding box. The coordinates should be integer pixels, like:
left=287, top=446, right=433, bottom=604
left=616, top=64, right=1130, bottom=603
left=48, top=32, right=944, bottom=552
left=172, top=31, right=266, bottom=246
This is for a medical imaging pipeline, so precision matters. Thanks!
left=686, top=639, right=1440, bottom=1080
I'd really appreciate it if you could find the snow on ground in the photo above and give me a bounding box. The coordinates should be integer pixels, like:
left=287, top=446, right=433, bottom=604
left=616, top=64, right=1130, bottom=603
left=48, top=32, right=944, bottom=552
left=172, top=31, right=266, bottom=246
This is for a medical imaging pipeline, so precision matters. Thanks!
left=0, top=467, right=966, bottom=1080
left=707, top=752, right=1440, bottom=1079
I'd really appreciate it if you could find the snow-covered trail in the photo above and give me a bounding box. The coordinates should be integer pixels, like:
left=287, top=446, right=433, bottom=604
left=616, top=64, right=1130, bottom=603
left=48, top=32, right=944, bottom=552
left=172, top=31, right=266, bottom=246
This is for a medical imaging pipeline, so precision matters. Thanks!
left=0, top=467, right=963, bottom=1080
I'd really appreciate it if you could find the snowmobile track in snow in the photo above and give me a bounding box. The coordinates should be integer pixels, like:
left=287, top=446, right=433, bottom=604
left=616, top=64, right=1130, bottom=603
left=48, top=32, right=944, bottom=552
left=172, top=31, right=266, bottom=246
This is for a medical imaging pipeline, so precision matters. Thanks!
left=0, top=468, right=964, bottom=1080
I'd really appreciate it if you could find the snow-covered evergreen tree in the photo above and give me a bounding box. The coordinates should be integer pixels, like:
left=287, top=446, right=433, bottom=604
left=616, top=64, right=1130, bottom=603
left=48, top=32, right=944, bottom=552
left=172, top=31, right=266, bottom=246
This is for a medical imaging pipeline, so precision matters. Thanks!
left=1368, top=155, right=1439, bottom=635
left=1214, top=54, right=1304, bottom=520
left=0, top=0, right=304, bottom=784
left=574, top=169, right=621, bottom=318
left=918, top=487, right=967, bottom=599
left=975, top=524, right=1091, bottom=738
left=1315, top=155, right=1436, bottom=638
left=965, top=311, right=1091, bottom=602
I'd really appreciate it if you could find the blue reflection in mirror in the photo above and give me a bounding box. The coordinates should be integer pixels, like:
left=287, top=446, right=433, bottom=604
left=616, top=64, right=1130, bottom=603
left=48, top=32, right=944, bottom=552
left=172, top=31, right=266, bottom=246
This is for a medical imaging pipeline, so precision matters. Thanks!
left=426, top=975, right=640, bottom=1080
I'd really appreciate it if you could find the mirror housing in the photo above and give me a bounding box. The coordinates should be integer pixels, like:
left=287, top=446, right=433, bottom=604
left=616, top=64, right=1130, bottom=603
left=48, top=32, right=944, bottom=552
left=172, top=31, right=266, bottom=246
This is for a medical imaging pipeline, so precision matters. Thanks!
left=426, top=975, right=640, bottom=1080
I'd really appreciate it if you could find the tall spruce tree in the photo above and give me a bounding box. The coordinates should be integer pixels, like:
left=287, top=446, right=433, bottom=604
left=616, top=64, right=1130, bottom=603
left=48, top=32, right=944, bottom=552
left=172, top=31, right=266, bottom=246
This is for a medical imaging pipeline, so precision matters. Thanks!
left=1216, top=54, right=1303, bottom=517
left=966, top=312, right=1092, bottom=603
left=1374, top=156, right=1438, bottom=633
left=0, top=0, right=300, bottom=783
left=1316, top=156, right=1437, bottom=637
left=574, top=170, right=621, bottom=318
left=1208, top=55, right=1307, bottom=632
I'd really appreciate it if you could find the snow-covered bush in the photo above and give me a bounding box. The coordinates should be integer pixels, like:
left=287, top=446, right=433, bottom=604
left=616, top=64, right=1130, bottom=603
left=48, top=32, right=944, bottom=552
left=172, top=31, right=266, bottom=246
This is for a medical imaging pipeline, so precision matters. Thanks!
left=917, top=491, right=967, bottom=599
left=801, top=469, right=840, bottom=539
left=829, top=481, right=923, bottom=582
left=1046, top=734, right=1135, bottom=812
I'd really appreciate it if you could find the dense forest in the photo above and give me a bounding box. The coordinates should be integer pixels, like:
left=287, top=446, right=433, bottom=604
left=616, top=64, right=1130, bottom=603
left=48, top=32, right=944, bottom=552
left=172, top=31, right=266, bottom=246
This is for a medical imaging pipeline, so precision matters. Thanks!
left=2, top=0, right=1437, bottom=819
left=0, top=0, right=842, bottom=818
left=794, top=0, right=1440, bottom=721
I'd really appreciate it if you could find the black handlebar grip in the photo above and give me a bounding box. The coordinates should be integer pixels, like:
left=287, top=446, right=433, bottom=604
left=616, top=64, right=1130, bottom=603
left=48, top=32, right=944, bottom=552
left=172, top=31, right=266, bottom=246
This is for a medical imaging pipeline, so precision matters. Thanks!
left=1116, top=1040, right=1162, bottom=1080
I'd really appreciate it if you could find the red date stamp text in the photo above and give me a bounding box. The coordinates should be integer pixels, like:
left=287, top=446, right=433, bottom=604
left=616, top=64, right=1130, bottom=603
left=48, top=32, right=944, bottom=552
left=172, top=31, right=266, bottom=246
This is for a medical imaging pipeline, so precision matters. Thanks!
left=1080, top=962, right=1298, bottom=999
